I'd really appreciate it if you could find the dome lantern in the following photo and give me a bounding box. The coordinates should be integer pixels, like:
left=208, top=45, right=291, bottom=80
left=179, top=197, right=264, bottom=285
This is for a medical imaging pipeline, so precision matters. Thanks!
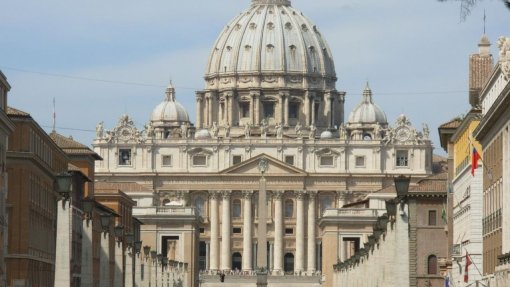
left=150, top=83, right=190, bottom=128
left=348, top=83, right=387, bottom=125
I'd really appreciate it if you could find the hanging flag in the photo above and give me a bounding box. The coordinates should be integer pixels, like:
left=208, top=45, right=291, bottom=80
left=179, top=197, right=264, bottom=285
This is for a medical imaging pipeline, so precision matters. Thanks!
left=471, top=148, right=480, bottom=176
left=464, top=252, right=472, bottom=283
left=444, top=276, right=449, bottom=287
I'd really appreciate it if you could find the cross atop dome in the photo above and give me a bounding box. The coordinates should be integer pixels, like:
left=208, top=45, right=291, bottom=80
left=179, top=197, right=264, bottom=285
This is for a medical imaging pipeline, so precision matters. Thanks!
left=252, top=0, right=291, bottom=6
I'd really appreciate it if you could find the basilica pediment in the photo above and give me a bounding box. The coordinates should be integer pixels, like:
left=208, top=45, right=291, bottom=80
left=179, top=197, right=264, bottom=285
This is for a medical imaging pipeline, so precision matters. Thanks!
left=220, top=154, right=307, bottom=175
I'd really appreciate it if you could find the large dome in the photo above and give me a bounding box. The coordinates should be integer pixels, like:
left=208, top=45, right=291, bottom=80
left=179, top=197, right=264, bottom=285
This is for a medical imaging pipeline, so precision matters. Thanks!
left=204, top=0, right=336, bottom=90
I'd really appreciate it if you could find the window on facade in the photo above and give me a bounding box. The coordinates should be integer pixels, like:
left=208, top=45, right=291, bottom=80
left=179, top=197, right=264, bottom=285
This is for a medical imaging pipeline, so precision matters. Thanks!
left=199, top=228, right=205, bottom=234
left=118, top=149, right=132, bottom=166
left=285, top=228, right=294, bottom=235
left=321, top=197, right=332, bottom=215
left=192, top=155, right=207, bottom=166
left=233, top=199, right=242, bottom=218
left=428, top=210, right=437, bottom=226
left=355, top=156, right=365, bottom=167
left=314, top=103, right=320, bottom=122
left=396, top=150, right=409, bottom=167
left=289, top=102, right=300, bottom=119
left=232, top=155, right=242, bottom=165
left=263, top=102, right=275, bottom=118
left=233, top=227, right=242, bottom=234
left=240, top=102, right=250, bottom=118
left=320, top=155, right=334, bottom=167
left=285, top=199, right=294, bottom=218
left=427, top=255, right=438, bottom=274
left=195, top=197, right=204, bottom=216
left=164, top=129, right=171, bottom=139
left=285, top=155, right=295, bottom=165
left=162, top=155, right=172, bottom=166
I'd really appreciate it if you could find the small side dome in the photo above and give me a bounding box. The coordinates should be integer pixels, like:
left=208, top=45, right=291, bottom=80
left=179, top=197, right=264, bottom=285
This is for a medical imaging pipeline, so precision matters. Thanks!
left=150, top=83, right=190, bottom=126
left=195, top=129, right=212, bottom=140
left=348, top=83, right=387, bottom=125
left=320, top=130, right=333, bottom=139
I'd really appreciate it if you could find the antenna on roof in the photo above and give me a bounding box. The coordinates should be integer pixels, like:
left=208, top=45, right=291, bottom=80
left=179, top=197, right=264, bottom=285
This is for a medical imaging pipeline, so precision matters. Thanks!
left=483, top=9, right=486, bottom=34
left=52, top=97, right=56, bottom=132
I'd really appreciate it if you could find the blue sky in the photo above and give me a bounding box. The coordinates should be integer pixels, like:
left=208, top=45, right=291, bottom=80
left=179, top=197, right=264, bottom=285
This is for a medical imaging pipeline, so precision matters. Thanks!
left=1, top=0, right=508, bottom=155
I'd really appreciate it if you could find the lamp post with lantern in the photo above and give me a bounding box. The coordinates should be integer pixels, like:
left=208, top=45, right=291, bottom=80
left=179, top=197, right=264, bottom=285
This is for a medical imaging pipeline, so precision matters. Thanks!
left=113, top=225, right=124, bottom=287
left=124, top=233, right=135, bottom=287
left=99, top=213, right=112, bottom=287
left=54, top=172, right=73, bottom=286
left=150, top=250, right=157, bottom=287
left=81, top=198, right=95, bottom=286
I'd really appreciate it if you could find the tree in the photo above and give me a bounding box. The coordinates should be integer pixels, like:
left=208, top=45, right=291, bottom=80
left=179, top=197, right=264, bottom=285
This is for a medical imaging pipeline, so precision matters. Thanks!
left=438, top=0, right=510, bottom=21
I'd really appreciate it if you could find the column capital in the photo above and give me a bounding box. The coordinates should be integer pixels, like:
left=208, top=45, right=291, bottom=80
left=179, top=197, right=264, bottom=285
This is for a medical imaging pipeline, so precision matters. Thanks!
left=209, top=191, right=221, bottom=200
left=294, top=190, right=307, bottom=200
left=308, top=190, right=318, bottom=199
left=242, top=190, right=254, bottom=199
left=336, top=190, right=352, bottom=199
left=221, top=190, right=232, bottom=199
left=273, top=190, right=285, bottom=200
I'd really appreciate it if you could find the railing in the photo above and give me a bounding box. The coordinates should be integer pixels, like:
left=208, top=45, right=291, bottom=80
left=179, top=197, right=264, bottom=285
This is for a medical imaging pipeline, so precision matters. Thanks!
left=322, top=208, right=382, bottom=218
left=133, top=206, right=197, bottom=216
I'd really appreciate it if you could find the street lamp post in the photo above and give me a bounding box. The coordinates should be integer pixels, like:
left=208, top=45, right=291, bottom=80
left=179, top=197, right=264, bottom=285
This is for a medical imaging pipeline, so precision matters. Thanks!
left=394, top=175, right=411, bottom=215
left=125, top=234, right=134, bottom=287
left=113, top=225, right=124, bottom=287
left=133, top=241, right=143, bottom=286
left=100, top=214, right=112, bottom=287
left=150, top=251, right=157, bottom=287
left=54, top=172, right=73, bottom=287
left=81, top=199, right=95, bottom=287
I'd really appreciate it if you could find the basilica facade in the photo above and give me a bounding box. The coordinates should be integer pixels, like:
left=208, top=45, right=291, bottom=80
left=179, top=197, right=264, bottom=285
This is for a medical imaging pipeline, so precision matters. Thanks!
left=92, top=1, right=434, bottom=286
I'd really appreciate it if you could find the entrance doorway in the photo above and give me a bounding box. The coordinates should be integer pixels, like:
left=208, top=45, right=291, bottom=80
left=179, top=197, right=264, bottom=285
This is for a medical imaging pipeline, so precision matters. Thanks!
left=232, top=252, right=242, bottom=271
left=284, top=253, right=294, bottom=273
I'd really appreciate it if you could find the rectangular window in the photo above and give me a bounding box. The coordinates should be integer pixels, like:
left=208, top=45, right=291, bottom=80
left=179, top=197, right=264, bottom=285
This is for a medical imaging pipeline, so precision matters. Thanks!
left=355, top=156, right=365, bottom=167
left=396, top=150, right=409, bottom=167
left=289, top=102, right=300, bottom=119
left=199, top=228, right=205, bottom=234
left=428, top=210, right=437, bottom=226
left=240, top=102, right=250, bottom=118
left=263, top=102, right=275, bottom=118
left=314, top=103, right=320, bottom=122
left=232, top=155, right=242, bottom=165
left=285, top=228, right=294, bottom=235
left=162, top=155, right=172, bottom=166
left=320, top=155, right=334, bottom=167
left=285, top=155, right=295, bottom=165
left=233, top=227, right=242, bottom=234
left=192, top=155, right=207, bottom=166
left=118, top=149, right=132, bottom=166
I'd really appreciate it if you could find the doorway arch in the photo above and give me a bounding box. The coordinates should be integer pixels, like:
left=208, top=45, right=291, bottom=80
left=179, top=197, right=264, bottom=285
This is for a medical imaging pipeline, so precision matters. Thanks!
left=284, top=253, right=294, bottom=273
left=232, top=252, right=242, bottom=271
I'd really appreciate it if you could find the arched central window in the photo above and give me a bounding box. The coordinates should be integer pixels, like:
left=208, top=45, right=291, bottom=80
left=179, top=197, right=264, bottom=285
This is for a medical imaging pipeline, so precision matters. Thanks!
left=233, top=199, right=242, bottom=218
left=427, top=255, right=438, bottom=274
left=195, top=197, right=204, bottom=216
left=285, top=199, right=294, bottom=218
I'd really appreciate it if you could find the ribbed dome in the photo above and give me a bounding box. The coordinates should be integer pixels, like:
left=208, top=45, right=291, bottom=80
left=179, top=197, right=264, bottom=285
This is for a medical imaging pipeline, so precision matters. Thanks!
left=348, top=83, right=387, bottom=124
left=205, top=0, right=336, bottom=89
left=150, top=83, right=190, bottom=126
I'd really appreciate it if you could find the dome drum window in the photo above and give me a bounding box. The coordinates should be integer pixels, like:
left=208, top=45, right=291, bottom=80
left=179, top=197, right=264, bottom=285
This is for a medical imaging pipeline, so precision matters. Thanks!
left=239, top=102, right=250, bottom=118
left=263, top=102, right=275, bottom=119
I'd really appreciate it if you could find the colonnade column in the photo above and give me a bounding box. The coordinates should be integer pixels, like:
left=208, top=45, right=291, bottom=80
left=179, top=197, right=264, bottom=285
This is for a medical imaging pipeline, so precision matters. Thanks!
left=295, top=190, right=306, bottom=273
left=221, top=190, right=232, bottom=270
left=283, top=94, right=289, bottom=127
left=273, top=191, right=284, bottom=274
left=307, top=191, right=317, bottom=274
left=196, top=94, right=203, bottom=129
left=209, top=192, right=220, bottom=271
left=242, top=191, right=253, bottom=271
left=254, top=94, right=260, bottom=125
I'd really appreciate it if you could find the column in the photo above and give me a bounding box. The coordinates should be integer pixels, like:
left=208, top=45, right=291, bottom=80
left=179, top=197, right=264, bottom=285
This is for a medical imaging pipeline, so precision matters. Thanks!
left=250, top=94, right=255, bottom=125
left=242, top=191, right=253, bottom=271
left=254, top=94, right=260, bottom=125
left=304, top=92, right=311, bottom=127
left=273, top=191, right=284, bottom=274
left=283, top=94, right=289, bottom=127
left=196, top=94, right=203, bottom=129
left=100, top=232, right=111, bottom=287
left=114, top=241, right=123, bottom=287
left=307, top=191, right=317, bottom=274
left=228, top=93, right=234, bottom=126
left=208, top=95, right=213, bottom=127
left=54, top=201, right=71, bottom=285
left=125, top=246, right=134, bottom=287
left=210, top=192, right=220, bottom=271
left=269, top=242, right=274, bottom=271
left=205, top=242, right=210, bottom=271
left=310, top=99, right=316, bottom=126
left=221, top=190, right=232, bottom=270
left=81, top=218, right=93, bottom=286
left=295, top=190, right=306, bottom=273
left=279, top=93, right=284, bottom=125
left=134, top=253, right=143, bottom=287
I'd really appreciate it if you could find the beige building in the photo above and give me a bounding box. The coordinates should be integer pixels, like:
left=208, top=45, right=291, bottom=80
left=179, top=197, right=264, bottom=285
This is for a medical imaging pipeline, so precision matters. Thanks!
left=93, top=1, right=434, bottom=286
left=474, top=35, right=510, bottom=285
